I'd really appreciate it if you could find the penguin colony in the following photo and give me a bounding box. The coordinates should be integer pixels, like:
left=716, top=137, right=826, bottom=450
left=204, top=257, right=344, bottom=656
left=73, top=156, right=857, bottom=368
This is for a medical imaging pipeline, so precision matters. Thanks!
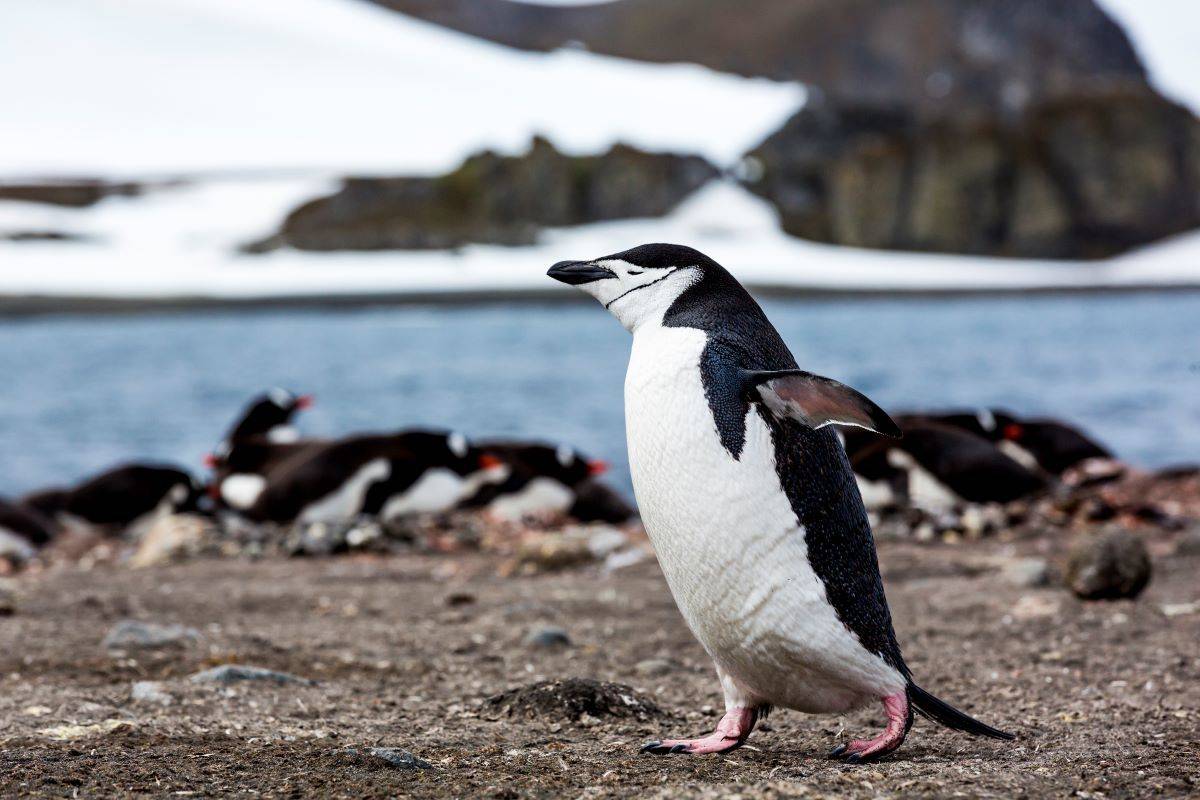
left=549, top=243, right=1016, bottom=760
left=3, top=389, right=628, bottom=555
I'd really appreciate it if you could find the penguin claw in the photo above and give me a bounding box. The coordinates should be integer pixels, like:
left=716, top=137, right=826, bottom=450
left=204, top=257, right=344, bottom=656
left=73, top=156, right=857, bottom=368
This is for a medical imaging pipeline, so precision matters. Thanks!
left=845, top=752, right=862, bottom=765
left=639, top=741, right=664, bottom=754
left=828, top=744, right=848, bottom=759
left=669, top=744, right=689, bottom=754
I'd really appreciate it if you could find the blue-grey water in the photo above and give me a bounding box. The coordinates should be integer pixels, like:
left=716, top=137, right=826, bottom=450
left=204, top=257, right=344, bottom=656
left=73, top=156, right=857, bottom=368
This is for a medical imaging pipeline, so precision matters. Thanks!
left=2, top=292, right=1198, bottom=498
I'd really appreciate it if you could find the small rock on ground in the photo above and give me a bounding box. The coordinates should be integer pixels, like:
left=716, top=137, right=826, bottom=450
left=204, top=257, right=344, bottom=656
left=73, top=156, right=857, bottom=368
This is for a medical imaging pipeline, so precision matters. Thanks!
left=130, top=681, right=173, bottom=706
left=634, top=658, right=675, bottom=677
left=102, top=620, right=200, bottom=650
left=189, top=664, right=315, bottom=686
left=524, top=626, right=571, bottom=648
left=1065, top=529, right=1152, bottom=600
left=1174, top=526, right=1200, bottom=556
left=341, top=747, right=432, bottom=770
left=1002, top=557, right=1051, bottom=587
left=484, top=678, right=661, bottom=722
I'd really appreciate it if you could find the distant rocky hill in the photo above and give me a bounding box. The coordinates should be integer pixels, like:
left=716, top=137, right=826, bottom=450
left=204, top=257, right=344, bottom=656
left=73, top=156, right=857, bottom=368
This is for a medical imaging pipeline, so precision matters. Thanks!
left=247, top=137, right=715, bottom=252
left=745, top=84, right=1200, bottom=259
left=363, top=0, right=1200, bottom=260
left=372, top=0, right=1145, bottom=116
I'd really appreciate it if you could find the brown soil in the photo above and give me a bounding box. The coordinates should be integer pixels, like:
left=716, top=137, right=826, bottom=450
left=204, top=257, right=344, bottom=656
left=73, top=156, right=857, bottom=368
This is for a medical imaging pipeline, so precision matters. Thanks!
left=1, top=534, right=1198, bottom=798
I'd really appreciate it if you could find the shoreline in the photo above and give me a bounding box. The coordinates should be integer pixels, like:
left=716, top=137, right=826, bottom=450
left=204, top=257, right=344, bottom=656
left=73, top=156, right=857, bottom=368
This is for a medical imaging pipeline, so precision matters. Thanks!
left=3, top=281, right=1200, bottom=318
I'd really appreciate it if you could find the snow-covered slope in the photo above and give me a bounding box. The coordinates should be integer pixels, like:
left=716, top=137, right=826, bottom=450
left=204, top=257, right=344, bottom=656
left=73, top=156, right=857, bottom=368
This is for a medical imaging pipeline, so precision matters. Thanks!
left=0, top=0, right=802, bottom=177
left=1097, top=0, right=1200, bottom=114
left=4, top=179, right=1200, bottom=302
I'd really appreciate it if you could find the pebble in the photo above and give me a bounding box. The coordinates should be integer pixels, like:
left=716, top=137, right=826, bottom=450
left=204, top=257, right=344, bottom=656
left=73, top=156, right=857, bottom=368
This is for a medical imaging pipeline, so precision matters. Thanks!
left=1065, top=529, right=1152, bottom=600
left=634, top=658, right=674, bottom=677
left=102, top=620, right=200, bottom=651
left=130, top=680, right=173, bottom=706
left=0, top=578, right=16, bottom=616
left=1002, top=558, right=1051, bottom=588
left=189, top=664, right=316, bottom=686
left=341, top=747, right=432, bottom=770
left=524, top=626, right=571, bottom=648
left=1173, top=526, right=1200, bottom=557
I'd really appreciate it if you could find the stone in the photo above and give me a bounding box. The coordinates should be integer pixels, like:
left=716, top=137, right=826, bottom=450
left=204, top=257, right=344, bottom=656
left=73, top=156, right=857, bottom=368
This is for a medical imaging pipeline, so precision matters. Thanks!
left=634, top=658, right=674, bottom=677
left=0, top=578, right=16, bottom=616
left=1065, top=529, right=1152, bottom=600
left=128, top=513, right=210, bottom=568
left=247, top=137, right=716, bottom=253
left=524, top=626, right=572, bottom=648
left=189, top=664, right=316, bottom=686
left=341, top=747, right=433, bottom=771
left=130, top=681, right=173, bottom=706
left=102, top=620, right=200, bottom=651
left=40, top=719, right=134, bottom=741
left=1173, top=526, right=1200, bottom=557
left=484, top=678, right=661, bottom=722
left=1002, top=558, right=1051, bottom=588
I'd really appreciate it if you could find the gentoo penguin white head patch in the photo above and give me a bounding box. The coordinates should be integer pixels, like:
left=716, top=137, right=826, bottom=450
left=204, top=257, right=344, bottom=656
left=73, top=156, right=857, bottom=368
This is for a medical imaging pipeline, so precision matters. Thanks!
left=548, top=243, right=707, bottom=331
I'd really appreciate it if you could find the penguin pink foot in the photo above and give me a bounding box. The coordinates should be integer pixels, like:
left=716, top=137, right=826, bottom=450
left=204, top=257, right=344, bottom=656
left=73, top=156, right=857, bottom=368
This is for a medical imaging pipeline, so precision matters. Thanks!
left=829, top=692, right=911, bottom=763
left=641, top=707, right=759, bottom=755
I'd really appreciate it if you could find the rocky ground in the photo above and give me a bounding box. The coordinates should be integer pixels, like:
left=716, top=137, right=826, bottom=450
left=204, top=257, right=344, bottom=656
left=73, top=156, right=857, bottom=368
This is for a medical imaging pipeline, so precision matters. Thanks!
left=1, top=523, right=1197, bottom=798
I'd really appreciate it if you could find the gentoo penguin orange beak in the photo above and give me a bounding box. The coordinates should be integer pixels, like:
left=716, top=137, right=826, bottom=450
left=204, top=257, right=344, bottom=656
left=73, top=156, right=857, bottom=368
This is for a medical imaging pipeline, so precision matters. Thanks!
left=547, top=260, right=615, bottom=285
left=295, top=394, right=315, bottom=410
left=587, top=459, right=609, bottom=476
left=202, top=453, right=218, bottom=469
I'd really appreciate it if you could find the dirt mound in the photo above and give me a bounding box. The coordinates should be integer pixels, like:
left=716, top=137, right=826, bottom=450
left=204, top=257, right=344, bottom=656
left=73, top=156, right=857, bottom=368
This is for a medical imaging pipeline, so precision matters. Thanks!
left=483, top=678, right=662, bottom=722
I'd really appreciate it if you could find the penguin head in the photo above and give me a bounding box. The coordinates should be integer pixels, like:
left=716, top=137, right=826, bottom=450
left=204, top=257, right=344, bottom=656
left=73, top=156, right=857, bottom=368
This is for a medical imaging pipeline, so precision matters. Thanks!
left=548, top=243, right=719, bottom=331
left=226, top=388, right=314, bottom=445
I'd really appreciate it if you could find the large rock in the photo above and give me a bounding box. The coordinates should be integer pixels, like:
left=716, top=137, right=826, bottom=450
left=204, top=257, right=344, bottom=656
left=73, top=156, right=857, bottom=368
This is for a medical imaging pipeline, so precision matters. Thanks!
left=249, top=137, right=716, bottom=252
left=373, top=0, right=1144, bottom=117
left=744, top=86, right=1200, bottom=258
left=1065, top=529, right=1152, bottom=600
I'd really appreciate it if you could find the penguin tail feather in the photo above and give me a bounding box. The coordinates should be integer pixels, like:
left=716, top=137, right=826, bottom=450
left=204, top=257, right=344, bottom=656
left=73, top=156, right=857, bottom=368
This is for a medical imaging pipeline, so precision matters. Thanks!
left=906, top=683, right=1015, bottom=741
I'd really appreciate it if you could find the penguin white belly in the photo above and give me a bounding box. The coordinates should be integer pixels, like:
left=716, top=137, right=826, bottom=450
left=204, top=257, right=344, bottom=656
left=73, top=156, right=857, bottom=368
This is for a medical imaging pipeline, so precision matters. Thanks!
left=487, top=477, right=574, bottom=521
left=298, top=459, right=390, bottom=524
left=625, top=327, right=903, bottom=713
left=381, top=468, right=466, bottom=519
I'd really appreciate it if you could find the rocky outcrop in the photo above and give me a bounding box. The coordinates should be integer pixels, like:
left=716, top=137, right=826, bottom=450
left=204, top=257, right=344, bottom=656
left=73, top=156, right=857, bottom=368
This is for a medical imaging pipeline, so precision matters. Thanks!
left=0, top=180, right=144, bottom=208
left=743, top=85, right=1200, bottom=258
left=372, top=0, right=1145, bottom=117
left=247, top=137, right=715, bottom=252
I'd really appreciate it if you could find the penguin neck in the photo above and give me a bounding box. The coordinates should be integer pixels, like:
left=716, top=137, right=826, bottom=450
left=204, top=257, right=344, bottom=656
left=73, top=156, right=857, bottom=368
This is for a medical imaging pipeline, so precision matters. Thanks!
left=611, top=269, right=700, bottom=333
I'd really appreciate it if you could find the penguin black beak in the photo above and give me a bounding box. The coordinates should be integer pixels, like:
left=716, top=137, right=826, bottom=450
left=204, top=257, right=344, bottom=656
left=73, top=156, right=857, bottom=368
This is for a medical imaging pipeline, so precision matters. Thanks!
left=547, top=260, right=616, bottom=285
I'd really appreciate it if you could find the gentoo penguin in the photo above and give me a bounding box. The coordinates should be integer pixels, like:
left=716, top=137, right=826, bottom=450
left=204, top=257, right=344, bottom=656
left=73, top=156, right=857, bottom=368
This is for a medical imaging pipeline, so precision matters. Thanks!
left=461, top=441, right=611, bottom=522
left=549, top=244, right=1012, bottom=761
left=246, top=431, right=504, bottom=524
left=0, top=497, right=59, bottom=547
left=22, top=463, right=202, bottom=530
left=904, top=410, right=1112, bottom=477
left=206, top=389, right=316, bottom=510
left=205, top=438, right=326, bottom=512
left=221, top=388, right=313, bottom=446
left=846, top=420, right=1047, bottom=512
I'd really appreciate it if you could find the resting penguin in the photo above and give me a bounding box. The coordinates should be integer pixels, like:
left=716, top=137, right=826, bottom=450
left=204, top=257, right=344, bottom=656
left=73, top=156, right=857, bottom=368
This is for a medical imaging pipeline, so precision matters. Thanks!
left=245, top=431, right=504, bottom=524
left=461, top=441, right=614, bottom=522
left=548, top=244, right=1013, bottom=762
left=0, top=497, right=59, bottom=547
left=21, top=464, right=202, bottom=530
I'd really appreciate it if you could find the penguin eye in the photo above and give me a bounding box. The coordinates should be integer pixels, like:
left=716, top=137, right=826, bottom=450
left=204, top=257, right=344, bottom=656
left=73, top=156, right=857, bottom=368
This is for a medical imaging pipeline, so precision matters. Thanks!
left=628, top=270, right=643, bottom=276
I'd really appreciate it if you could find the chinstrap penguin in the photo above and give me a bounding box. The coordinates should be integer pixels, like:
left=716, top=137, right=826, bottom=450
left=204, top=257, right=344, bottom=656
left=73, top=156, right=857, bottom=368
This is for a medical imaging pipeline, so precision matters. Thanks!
left=548, top=244, right=1013, bottom=762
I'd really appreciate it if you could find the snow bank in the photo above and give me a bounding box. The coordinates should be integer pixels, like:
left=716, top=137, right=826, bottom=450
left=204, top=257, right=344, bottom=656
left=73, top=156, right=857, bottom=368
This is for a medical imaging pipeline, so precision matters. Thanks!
left=3, top=180, right=1199, bottom=301
left=0, top=0, right=801, bottom=177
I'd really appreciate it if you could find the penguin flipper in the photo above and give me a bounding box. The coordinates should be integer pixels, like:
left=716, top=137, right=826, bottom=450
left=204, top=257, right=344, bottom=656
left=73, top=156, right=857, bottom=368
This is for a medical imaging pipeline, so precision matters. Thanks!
left=741, top=369, right=901, bottom=439
left=907, top=683, right=1015, bottom=740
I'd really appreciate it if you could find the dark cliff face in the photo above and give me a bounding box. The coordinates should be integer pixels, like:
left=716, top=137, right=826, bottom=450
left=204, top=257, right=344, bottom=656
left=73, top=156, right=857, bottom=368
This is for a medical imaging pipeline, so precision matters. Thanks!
left=247, top=137, right=716, bottom=253
left=371, top=0, right=1146, bottom=116
left=743, top=84, right=1200, bottom=259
